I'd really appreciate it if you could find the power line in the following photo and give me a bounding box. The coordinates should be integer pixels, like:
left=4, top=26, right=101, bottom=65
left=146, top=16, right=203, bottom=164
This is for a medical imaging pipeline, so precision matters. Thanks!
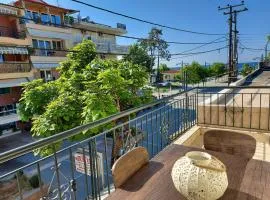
left=0, top=13, right=228, bottom=46
left=177, top=36, right=227, bottom=54
left=169, top=46, right=228, bottom=57
left=71, top=0, right=226, bottom=36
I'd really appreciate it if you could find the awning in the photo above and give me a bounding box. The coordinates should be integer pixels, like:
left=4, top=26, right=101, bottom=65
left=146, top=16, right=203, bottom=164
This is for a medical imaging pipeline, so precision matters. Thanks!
left=33, top=63, right=59, bottom=69
left=0, top=114, right=19, bottom=125
left=27, top=28, right=72, bottom=40
left=0, top=47, right=28, bottom=55
left=0, top=78, right=30, bottom=88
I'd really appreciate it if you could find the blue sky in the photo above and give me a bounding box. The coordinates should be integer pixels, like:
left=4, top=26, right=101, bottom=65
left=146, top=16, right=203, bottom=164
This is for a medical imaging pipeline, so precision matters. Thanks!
left=4, top=0, right=269, bottom=67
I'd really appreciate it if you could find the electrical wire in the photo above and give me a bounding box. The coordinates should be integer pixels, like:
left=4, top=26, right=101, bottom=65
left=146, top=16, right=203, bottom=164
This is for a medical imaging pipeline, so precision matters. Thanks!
left=175, top=36, right=227, bottom=54
left=0, top=13, right=228, bottom=46
left=169, top=46, right=228, bottom=59
left=71, top=0, right=226, bottom=36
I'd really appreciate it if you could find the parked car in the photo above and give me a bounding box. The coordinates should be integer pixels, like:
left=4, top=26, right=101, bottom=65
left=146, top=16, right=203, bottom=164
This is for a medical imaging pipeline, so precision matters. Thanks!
left=157, top=82, right=171, bottom=87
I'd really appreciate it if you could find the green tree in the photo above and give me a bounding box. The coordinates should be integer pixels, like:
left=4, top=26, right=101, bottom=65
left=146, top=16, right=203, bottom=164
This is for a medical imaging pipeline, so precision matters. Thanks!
left=18, top=40, right=153, bottom=156
left=140, top=28, right=170, bottom=81
left=241, top=64, right=253, bottom=76
left=123, top=44, right=154, bottom=73
left=177, top=62, right=208, bottom=84
left=159, top=63, right=170, bottom=72
left=209, top=62, right=226, bottom=77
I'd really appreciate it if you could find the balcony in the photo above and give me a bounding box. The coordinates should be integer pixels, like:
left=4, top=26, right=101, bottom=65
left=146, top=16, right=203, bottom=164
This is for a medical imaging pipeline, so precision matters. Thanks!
left=0, top=62, right=31, bottom=73
left=31, top=49, right=68, bottom=57
left=0, top=69, right=270, bottom=199
left=95, top=42, right=130, bottom=55
left=0, top=4, right=17, bottom=16
left=0, top=62, right=33, bottom=79
left=0, top=27, right=29, bottom=46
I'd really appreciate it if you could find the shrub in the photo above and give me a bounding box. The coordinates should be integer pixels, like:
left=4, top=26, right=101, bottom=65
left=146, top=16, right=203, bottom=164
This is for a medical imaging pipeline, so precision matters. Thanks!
left=29, top=175, right=40, bottom=189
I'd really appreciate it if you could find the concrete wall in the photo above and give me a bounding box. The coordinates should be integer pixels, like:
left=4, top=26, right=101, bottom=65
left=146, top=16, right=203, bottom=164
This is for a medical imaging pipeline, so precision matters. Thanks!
left=177, top=126, right=270, bottom=162
left=198, top=105, right=270, bottom=131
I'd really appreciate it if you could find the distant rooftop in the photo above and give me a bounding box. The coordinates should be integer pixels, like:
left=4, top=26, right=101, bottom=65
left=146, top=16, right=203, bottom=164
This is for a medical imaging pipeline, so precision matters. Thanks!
left=162, top=70, right=180, bottom=74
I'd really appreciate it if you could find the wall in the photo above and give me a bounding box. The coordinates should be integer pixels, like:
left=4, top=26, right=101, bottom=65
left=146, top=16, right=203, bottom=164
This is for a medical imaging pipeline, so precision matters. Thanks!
left=180, top=126, right=270, bottom=162
left=0, top=71, right=33, bottom=80
left=162, top=73, right=176, bottom=82
left=0, top=87, right=22, bottom=106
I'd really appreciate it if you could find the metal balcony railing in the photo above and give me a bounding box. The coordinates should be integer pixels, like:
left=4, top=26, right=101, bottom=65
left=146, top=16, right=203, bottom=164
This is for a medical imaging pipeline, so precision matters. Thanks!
left=32, top=49, right=68, bottom=57
left=95, top=43, right=129, bottom=55
left=0, top=62, right=31, bottom=73
left=0, top=85, right=270, bottom=199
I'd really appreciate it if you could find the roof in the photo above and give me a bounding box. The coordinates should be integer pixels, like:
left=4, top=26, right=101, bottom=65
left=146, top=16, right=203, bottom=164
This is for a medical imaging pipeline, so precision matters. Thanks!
left=14, top=0, right=78, bottom=14
left=162, top=70, right=180, bottom=74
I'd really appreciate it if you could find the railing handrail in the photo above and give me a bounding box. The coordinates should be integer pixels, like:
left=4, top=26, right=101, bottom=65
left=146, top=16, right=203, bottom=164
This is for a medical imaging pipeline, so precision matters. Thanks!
left=1, top=85, right=270, bottom=164
left=0, top=87, right=194, bottom=164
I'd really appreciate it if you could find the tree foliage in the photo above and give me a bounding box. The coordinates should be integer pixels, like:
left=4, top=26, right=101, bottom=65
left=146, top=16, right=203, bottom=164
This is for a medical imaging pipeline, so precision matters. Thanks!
left=159, top=63, right=170, bottom=72
left=176, top=62, right=208, bottom=84
left=18, top=40, right=153, bottom=156
left=208, top=62, right=226, bottom=77
left=241, top=64, right=253, bottom=76
left=140, top=28, right=170, bottom=79
left=123, top=44, right=154, bottom=73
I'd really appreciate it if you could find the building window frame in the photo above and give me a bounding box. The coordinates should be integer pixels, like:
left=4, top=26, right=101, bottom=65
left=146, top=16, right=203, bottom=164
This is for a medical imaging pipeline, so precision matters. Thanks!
left=0, top=88, right=11, bottom=95
left=40, top=69, right=53, bottom=82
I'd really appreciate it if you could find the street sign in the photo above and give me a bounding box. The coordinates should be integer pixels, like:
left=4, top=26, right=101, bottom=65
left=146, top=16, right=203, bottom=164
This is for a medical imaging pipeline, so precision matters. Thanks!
left=74, top=149, right=105, bottom=186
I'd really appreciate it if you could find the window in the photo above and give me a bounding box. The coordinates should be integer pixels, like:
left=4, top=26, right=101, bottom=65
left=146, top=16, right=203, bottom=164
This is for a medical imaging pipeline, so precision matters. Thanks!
left=51, top=15, right=61, bottom=25
left=0, top=54, right=3, bottom=63
left=0, top=88, right=10, bottom=95
left=0, top=104, right=16, bottom=117
left=25, top=10, right=32, bottom=22
left=41, top=13, right=50, bottom=25
left=32, top=12, right=40, bottom=23
left=32, top=39, right=38, bottom=48
left=98, top=32, right=103, bottom=37
left=33, top=40, right=52, bottom=56
left=40, top=70, right=52, bottom=81
left=52, top=41, right=62, bottom=50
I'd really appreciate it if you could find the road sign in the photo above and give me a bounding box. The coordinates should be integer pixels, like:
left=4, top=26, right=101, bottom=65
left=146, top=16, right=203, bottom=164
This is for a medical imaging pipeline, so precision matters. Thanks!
left=74, top=150, right=105, bottom=186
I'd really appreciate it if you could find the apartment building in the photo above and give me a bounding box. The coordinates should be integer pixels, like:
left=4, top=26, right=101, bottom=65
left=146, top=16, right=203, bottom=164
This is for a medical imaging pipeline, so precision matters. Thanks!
left=14, top=0, right=76, bottom=81
left=0, top=3, right=32, bottom=134
left=70, top=16, right=129, bottom=59
left=0, top=0, right=129, bottom=134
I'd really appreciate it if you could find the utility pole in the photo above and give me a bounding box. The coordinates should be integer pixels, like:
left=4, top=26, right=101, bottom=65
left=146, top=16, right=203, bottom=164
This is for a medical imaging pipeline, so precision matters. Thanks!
left=218, top=1, right=248, bottom=84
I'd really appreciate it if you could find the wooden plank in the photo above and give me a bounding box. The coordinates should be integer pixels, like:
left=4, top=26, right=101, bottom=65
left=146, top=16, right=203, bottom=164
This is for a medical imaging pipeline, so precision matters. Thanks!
left=106, top=144, right=270, bottom=200
left=262, top=161, right=270, bottom=200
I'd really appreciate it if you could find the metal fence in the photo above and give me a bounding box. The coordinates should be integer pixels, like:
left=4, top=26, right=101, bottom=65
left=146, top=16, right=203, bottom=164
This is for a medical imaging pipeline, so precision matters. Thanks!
left=1, top=86, right=270, bottom=199
left=0, top=89, right=197, bottom=200
left=197, top=86, right=270, bottom=131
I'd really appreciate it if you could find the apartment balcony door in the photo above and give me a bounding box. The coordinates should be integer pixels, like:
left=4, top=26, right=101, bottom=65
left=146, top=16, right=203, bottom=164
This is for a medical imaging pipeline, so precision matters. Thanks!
left=33, top=40, right=51, bottom=56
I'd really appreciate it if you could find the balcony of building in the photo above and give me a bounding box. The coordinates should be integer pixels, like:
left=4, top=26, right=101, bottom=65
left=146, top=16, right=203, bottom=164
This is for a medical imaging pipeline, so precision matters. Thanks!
left=0, top=68, right=270, bottom=199
left=0, top=3, right=18, bottom=16
left=95, top=42, right=130, bottom=55
left=0, top=25, right=30, bottom=46
left=68, top=16, right=127, bottom=35
left=0, top=52, right=33, bottom=79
